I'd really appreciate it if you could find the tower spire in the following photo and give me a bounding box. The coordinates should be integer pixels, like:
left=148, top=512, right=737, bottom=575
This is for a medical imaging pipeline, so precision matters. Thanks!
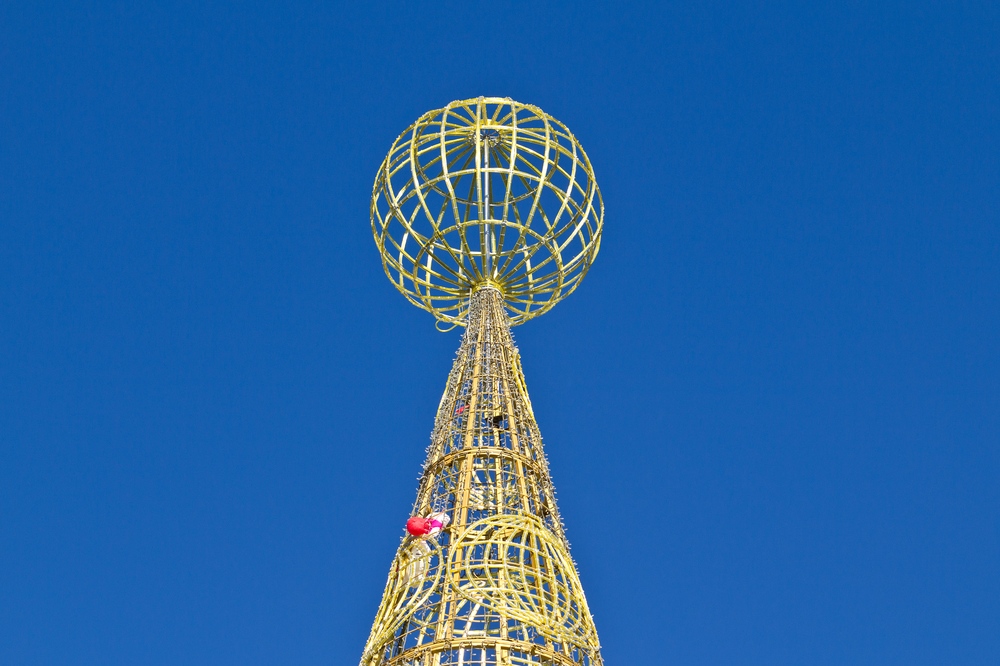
left=363, top=97, right=605, bottom=666
left=361, top=287, right=601, bottom=666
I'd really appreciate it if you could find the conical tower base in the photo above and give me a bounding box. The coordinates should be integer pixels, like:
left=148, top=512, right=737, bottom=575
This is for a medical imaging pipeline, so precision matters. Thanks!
left=361, top=287, right=603, bottom=666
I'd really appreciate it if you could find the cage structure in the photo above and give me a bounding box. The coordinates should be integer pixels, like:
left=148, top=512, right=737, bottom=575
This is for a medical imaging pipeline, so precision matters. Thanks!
left=371, top=97, right=602, bottom=328
left=361, top=98, right=604, bottom=666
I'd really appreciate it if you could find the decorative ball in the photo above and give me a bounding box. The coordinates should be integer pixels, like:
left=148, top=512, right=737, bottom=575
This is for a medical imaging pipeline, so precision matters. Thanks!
left=371, top=97, right=603, bottom=328
left=406, top=516, right=430, bottom=536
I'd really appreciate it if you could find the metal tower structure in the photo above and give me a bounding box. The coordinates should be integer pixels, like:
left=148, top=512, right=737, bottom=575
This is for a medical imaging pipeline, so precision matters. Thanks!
left=362, top=97, right=604, bottom=666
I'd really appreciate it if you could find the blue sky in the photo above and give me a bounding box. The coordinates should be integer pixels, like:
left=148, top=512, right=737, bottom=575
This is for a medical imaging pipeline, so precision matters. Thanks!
left=1, top=2, right=998, bottom=664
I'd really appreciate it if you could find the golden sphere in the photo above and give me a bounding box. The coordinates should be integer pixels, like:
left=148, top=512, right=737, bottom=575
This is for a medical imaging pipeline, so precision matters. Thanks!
left=371, top=97, right=603, bottom=327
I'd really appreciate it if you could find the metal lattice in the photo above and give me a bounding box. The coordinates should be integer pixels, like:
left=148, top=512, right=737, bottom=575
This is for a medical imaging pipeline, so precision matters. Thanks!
left=372, top=97, right=603, bottom=328
left=362, top=98, right=605, bottom=666
left=361, top=288, right=602, bottom=666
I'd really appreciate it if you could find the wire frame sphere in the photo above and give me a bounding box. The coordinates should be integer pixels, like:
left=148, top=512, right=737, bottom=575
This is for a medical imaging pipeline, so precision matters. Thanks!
left=372, top=97, right=603, bottom=327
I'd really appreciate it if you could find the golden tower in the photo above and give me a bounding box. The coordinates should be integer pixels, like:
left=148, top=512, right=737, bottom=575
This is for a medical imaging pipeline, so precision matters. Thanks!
left=362, top=97, right=604, bottom=666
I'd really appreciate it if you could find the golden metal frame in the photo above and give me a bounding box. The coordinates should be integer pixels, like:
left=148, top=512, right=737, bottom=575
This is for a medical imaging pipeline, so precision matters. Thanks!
left=372, top=97, right=603, bottom=328
left=362, top=99, right=605, bottom=666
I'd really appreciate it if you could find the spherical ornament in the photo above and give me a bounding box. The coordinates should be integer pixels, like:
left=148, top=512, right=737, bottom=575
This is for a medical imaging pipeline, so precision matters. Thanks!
left=371, top=97, right=603, bottom=327
left=405, top=516, right=430, bottom=536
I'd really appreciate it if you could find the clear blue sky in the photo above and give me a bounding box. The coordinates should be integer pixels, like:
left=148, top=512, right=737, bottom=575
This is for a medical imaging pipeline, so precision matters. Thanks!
left=1, top=2, right=998, bottom=664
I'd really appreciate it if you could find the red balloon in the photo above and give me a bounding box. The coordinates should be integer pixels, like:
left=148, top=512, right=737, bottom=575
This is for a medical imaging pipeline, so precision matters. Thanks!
left=406, top=516, right=430, bottom=536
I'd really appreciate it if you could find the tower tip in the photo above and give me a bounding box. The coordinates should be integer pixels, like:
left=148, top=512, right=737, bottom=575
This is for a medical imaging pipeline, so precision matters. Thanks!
left=371, top=97, right=604, bottom=328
